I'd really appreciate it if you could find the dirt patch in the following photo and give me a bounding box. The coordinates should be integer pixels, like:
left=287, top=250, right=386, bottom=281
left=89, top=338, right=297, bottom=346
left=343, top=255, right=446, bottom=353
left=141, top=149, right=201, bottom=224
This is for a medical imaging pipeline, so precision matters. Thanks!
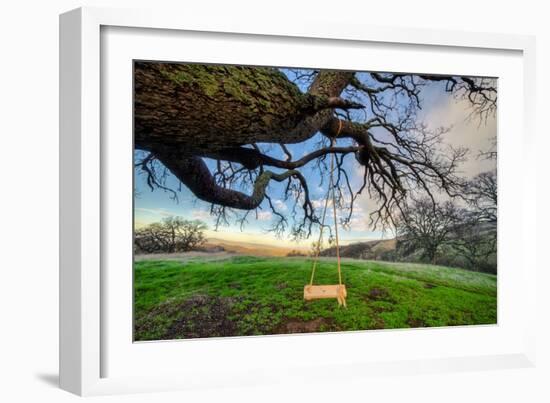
left=229, top=282, right=242, bottom=290
left=366, top=287, right=393, bottom=302
left=275, top=318, right=334, bottom=334
left=275, top=282, right=288, bottom=290
left=371, top=316, right=386, bottom=329
left=142, top=295, right=240, bottom=340
left=371, top=305, right=386, bottom=313
left=407, top=317, right=427, bottom=328
left=423, top=283, right=437, bottom=289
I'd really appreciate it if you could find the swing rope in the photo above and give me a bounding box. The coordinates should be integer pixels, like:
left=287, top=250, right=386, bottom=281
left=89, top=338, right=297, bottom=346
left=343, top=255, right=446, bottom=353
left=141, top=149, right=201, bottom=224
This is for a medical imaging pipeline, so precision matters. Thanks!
left=308, top=121, right=343, bottom=286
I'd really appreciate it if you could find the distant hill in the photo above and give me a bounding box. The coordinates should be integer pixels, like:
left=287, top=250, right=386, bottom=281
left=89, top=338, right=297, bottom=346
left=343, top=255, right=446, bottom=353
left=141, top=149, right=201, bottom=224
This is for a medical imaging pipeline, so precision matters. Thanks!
left=204, top=238, right=307, bottom=257
left=320, top=239, right=397, bottom=260
left=319, top=222, right=497, bottom=273
left=204, top=237, right=396, bottom=259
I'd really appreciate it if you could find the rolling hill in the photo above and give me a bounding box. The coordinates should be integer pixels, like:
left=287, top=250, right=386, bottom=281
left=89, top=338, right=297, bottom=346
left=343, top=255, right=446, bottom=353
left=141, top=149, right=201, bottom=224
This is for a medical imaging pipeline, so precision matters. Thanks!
left=320, top=238, right=397, bottom=260
left=204, top=237, right=307, bottom=257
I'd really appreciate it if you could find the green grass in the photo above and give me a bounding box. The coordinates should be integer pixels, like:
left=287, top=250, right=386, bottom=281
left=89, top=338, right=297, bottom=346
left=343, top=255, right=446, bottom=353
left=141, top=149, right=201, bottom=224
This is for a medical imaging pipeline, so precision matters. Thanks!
left=134, top=256, right=497, bottom=341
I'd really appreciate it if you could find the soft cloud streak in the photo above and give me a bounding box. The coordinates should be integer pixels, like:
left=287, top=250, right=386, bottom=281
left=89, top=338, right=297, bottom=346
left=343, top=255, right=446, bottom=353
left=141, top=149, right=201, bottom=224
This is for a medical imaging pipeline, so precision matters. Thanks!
left=420, top=95, right=497, bottom=179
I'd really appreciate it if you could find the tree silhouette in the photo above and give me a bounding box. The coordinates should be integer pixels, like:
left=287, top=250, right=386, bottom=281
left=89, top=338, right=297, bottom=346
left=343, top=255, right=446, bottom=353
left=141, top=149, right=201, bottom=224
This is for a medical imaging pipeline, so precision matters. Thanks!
left=396, top=198, right=462, bottom=264
left=134, top=217, right=207, bottom=254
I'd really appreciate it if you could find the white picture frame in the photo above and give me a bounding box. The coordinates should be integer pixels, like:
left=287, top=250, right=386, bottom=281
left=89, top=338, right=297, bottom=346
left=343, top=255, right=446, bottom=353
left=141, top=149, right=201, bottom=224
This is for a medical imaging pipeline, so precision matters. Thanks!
left=59, top=6, right=537, bottom=396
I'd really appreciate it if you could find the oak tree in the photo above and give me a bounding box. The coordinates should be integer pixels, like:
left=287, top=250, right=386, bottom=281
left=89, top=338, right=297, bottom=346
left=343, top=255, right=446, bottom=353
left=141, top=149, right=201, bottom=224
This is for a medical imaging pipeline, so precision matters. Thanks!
left=134, top=216, right=207, bottom=254
left=134, top=63, right=496, bottom=238
left=396, top=198, right=462, bottom=264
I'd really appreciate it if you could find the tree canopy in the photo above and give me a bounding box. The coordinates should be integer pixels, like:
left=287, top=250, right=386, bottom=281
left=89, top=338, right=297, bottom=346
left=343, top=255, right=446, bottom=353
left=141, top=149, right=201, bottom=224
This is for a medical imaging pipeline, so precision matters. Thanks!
left=134, top=216, right=207, bottom=254
left=134, top=63, right=497, bottom=239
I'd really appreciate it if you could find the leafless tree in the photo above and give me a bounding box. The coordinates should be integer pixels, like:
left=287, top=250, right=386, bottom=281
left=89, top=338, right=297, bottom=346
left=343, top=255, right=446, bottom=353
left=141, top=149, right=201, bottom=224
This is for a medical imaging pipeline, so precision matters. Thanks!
left=452, top=213, right=497, bottom=272
left=464, top=170, right=497, bottom=224
left=396, top=198, right=462, bottom=264
left=134, top=63, right=497, bottom=238
left=134, top=216, right=207, bottom=254
left=453, top=168, right=497, bottom=271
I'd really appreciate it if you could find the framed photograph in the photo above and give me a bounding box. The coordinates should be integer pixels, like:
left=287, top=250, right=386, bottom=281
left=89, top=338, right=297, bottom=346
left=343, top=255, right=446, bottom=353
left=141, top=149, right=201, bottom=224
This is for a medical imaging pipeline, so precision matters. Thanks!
left=60, top=7, right=537, bottom=396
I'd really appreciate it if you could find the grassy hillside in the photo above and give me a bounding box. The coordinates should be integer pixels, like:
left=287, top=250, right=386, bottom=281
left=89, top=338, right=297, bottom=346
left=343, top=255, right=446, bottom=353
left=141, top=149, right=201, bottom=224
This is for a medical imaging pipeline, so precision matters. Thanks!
left=321, top=239, right=396, bottom=260
left=134, top=256, right=496, bottom=341
left=204, top=237, right=302, bottom=257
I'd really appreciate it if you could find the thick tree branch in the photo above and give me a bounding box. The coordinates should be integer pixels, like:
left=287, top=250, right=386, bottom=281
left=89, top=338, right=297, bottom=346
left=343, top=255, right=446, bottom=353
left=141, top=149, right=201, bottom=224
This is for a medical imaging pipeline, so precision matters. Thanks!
left=159, top=155, right=311, bottom=212
left=202, top=145, right=359, bottom=170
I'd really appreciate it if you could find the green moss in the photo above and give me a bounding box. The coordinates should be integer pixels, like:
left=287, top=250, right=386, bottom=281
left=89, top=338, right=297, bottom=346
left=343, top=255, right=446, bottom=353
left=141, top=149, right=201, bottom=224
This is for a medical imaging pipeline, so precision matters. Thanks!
left=158, top=64, right=307, bottom=112
left=222, top=77, right=249, bottom=103
left=160, top=65, right=222, bottom=97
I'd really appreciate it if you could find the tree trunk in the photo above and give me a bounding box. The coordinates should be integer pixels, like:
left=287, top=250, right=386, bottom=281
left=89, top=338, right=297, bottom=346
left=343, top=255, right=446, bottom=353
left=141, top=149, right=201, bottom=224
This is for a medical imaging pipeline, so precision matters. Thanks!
left=134, top=63, right=351, bottom=156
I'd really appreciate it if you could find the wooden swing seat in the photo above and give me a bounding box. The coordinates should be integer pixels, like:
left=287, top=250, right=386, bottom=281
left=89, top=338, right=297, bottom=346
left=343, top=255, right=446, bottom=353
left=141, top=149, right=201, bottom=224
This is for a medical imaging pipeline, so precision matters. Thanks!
left=304, top=284, right=347, bottom=306
left=303, top=130, right=348, bottom=308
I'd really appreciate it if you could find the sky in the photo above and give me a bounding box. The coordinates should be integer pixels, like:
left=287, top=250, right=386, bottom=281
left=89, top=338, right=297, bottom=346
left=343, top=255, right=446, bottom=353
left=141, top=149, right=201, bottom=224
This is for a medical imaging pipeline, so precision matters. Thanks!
left=134, top=68, right=497, bottom=249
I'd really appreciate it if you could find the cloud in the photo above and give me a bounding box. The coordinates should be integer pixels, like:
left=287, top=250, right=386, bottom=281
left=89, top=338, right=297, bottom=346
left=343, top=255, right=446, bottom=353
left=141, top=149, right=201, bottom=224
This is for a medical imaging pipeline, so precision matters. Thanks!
left=420, top=95, right=497, bottom=178
left=338, top=205, right=369, bottom=232
left=347, top=215, right=370, bottom=232
left=312, top=199, right=324, bottom=209
left=257, top=211, right=273, bottom=221
left=192, top=210, right=211, bottom=221
left=273, top=199, right=288, bottom=211
left=134, top=207, right=175, bottom=217
left=312, top=198, right=333, bottom=209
